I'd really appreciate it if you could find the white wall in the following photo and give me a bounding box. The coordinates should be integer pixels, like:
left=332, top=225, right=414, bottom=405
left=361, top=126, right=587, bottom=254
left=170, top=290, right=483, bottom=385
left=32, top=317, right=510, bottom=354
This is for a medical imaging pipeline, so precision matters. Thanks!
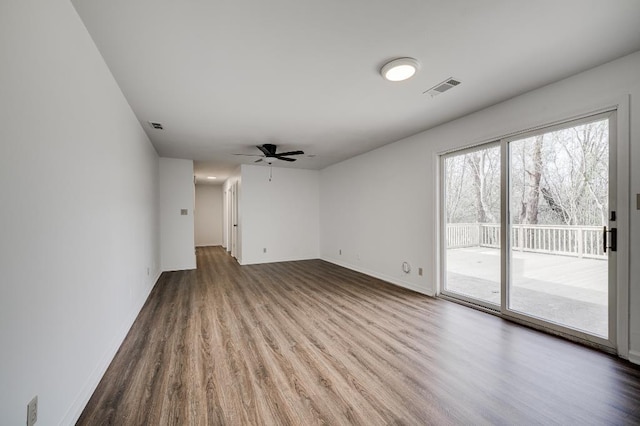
left=195, top=184, right=223, bottom=246
left=240, top=165, right=320, bottom=265
left=320, top=50, right=640, bottom=361
left=320, top=141, right=431, bottom=295
left=160, top=158, right=196, bottom=271
left=0, top=1, right=160, bottom=424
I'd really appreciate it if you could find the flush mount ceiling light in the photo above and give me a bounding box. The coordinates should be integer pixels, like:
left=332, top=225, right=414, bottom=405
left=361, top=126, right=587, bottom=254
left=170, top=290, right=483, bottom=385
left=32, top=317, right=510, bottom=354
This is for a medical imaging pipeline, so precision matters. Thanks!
left=380, top=57, right=420, bottom=82
left=206, top=176, right=217, bottom=180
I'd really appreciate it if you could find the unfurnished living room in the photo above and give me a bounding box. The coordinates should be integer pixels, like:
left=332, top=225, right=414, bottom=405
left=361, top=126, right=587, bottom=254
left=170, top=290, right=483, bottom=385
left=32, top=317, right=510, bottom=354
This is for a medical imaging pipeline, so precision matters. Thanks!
left=2, top=1, right=640, bottom=425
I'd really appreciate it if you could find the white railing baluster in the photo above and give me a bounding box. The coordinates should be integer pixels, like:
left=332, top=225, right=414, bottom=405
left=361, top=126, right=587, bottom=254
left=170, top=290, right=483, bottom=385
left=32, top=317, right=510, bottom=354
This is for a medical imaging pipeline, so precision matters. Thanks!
left=446, top=223, right=605, bottom=259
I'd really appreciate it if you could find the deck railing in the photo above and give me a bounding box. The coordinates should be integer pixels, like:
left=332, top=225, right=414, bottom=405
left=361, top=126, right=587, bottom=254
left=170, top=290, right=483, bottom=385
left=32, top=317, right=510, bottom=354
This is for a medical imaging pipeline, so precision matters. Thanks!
left=446, top=223, right=605, bottom=259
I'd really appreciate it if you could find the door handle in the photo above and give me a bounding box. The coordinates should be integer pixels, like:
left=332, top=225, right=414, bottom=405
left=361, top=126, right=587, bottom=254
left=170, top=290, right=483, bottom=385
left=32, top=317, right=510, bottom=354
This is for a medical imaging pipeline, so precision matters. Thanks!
left=603, top=226, right=617, bottom=253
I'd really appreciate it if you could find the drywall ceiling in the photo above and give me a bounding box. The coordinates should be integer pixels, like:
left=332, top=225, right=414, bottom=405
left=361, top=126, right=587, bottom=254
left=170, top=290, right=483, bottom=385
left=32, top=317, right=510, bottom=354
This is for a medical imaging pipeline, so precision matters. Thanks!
left=71, top=0, right=640, bottom=183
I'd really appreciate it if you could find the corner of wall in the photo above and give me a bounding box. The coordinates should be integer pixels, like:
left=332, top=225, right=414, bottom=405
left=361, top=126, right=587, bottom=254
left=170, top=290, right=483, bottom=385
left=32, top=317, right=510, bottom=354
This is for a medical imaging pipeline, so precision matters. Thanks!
left=159, top=158, right=196, bottom=271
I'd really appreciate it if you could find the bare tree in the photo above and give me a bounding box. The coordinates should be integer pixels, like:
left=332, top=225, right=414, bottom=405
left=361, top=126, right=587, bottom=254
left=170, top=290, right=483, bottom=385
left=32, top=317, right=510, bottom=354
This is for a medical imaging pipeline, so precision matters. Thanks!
left=515, top=135, right=543, bottom=224
left=445, top=119, right=608, bottom=228
left=445, top=155, right=467, bottom=222
left=444, top=146, right=499, bottom=224
left=546, top=120, right=608, bottom=226
left=467, top=149, right=499, bottom=223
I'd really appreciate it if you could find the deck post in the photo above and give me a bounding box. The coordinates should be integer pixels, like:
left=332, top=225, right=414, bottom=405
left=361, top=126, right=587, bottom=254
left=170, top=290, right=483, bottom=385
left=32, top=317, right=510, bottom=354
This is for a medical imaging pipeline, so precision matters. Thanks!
left=577, top=228, right=583, bottom=259
left=518, top=225, right=524, bottom=252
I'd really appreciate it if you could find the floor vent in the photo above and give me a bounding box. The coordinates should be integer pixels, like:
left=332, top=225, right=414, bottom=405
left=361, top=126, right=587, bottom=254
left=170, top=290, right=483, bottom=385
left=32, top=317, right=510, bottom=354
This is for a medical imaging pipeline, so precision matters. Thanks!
left=424, top=78, right=461, bottom=97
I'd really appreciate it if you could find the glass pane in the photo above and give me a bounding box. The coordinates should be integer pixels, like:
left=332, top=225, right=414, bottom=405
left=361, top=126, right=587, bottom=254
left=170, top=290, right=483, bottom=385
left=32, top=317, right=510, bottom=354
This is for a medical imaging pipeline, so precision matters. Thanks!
left=508, top=118, right=609, bottom=337
left=444, top=145, right=501, bottom=306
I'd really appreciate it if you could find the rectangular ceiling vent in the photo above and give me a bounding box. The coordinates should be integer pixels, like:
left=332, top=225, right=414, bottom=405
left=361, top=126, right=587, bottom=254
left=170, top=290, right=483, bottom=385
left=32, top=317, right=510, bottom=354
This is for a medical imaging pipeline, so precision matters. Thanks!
left=148, top=121, right=164, bottom=130
left=424, top=78, right=461, bottom=97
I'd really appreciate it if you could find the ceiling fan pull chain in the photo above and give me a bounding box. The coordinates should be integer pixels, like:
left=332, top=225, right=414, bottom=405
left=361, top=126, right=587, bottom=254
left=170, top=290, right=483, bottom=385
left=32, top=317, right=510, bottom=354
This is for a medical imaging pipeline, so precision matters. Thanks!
left=269, top=166, right=272, bottom=182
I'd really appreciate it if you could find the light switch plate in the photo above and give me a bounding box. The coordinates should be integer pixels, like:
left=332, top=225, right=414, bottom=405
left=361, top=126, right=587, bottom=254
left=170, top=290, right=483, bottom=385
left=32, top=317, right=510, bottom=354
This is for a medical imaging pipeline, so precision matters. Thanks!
left=637, top=194, right=640, bottom=210
left=180, top=209, right=188, bottom=216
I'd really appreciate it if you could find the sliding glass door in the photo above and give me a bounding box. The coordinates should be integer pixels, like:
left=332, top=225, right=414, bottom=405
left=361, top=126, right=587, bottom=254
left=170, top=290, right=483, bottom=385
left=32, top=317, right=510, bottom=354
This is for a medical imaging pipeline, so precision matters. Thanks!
left=505, top=114, right=615, bottom=339
left=441, top=111, right=617, bottom=345
left=441, top=144, right=501, bottom=308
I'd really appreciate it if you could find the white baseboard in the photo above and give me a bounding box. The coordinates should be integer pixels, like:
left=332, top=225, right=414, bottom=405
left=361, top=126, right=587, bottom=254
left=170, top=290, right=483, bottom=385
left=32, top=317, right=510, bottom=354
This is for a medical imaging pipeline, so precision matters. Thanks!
left=629, top=350, right=640, bottom=366
left=241, top=254, right=319, bottom=266
left=60, top=271, right=160, bottom=425
left=321, top=257, right=435, bottom=297
left=162, top=264, right=197, bottom=272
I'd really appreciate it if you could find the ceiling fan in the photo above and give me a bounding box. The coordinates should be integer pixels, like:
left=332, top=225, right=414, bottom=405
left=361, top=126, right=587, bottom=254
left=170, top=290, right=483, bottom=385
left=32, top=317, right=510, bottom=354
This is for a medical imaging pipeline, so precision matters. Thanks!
left=234, top=144, right=305, bottom=163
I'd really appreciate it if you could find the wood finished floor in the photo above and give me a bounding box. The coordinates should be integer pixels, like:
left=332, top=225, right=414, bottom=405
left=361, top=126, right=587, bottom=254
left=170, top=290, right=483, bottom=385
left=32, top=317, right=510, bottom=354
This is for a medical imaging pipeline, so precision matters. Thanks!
left=77, top=246, right=640, bottom=425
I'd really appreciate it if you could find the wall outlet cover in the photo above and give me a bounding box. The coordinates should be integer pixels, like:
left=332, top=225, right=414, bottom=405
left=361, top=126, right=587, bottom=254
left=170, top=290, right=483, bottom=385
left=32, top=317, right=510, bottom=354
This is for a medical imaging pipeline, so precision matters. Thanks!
left=27, top=395, right=37, bottom=426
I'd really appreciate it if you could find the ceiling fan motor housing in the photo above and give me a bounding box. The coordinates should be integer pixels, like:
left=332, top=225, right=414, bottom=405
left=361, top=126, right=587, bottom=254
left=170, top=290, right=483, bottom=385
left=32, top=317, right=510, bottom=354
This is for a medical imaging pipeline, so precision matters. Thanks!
left=262, top=144, right=277, bottom=156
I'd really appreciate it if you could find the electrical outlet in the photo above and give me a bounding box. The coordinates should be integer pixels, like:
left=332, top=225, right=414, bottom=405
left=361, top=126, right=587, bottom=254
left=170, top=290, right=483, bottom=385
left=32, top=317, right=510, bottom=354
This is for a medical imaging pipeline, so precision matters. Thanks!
left=146, top=267, right=150, bottom=276
left=339, top=249, right=342, bottom=255
left=263, top=248, right=267, bottom=253
left=418, top=267, right=423, bottom=276
left=27, top=395, right=37, bottom=426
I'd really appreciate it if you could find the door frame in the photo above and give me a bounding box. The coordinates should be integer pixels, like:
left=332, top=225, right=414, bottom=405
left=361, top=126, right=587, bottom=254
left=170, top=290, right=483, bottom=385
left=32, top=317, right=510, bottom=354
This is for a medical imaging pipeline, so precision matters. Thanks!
left=439, top=141, right=501, bottom=311
left=437, top=97, right=630, bottom=356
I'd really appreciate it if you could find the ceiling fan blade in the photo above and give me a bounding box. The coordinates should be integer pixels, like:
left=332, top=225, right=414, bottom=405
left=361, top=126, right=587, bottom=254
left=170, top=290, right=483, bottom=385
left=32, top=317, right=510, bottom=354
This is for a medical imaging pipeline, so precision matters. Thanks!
left=233, top=153, right=261, bottom=157
left=276, top=150, right=304, bottom=156
left=275, top=156, right=296, bottom=162
left=257, top=145, right=272, bottom=156
left=255, top=158, right=263, bottom=163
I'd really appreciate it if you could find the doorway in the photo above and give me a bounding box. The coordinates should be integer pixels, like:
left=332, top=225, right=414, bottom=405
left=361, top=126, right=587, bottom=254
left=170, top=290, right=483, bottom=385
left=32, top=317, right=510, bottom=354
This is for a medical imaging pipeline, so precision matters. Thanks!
left=441, top=111, right=618, bottom=346
left=230, top=181, right=239, bottom=259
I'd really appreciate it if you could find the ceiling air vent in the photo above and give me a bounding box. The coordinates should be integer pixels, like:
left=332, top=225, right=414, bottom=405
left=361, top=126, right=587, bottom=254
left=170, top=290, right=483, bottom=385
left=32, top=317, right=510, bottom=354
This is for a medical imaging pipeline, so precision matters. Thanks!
left=148, top=121, right=164, bottom=130
left=424, top=78, right=461, bottom=97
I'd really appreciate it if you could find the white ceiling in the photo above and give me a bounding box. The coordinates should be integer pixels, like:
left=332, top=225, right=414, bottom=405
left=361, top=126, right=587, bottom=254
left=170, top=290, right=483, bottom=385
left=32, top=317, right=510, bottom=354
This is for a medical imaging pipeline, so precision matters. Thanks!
left=71, top=0, right=640, bottom=183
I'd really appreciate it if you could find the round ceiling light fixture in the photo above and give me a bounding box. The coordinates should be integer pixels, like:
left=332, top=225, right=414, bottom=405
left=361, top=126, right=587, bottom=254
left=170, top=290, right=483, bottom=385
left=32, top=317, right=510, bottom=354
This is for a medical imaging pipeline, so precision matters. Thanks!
left=380, top=57, right=420, bottom=82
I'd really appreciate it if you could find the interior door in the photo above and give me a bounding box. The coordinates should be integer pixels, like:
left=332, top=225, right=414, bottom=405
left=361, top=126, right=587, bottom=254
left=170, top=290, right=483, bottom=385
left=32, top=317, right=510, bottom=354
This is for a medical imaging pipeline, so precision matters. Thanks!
left=230, top=182, right=238, bottom=259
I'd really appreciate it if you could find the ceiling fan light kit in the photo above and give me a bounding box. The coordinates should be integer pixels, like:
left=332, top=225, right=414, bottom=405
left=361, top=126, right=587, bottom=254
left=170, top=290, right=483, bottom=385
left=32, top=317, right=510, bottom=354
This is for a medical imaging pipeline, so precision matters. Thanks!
left=380, top=57, right=420, bottom=82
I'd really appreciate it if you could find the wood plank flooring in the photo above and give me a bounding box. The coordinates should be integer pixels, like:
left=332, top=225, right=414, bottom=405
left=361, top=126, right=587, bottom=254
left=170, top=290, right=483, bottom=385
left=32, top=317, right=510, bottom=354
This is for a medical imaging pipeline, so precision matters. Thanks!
left=77, top=246, right=640, bottom=425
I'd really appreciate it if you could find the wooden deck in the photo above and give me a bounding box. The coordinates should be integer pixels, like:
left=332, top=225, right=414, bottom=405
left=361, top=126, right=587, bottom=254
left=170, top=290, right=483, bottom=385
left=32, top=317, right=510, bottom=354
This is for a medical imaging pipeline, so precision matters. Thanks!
left=446, top=247, right=608, bottom=336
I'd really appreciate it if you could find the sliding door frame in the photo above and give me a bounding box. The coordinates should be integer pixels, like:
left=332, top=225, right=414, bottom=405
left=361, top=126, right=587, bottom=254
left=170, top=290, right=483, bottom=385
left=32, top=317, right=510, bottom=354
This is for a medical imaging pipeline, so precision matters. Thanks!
left=439, top=141, right=501, bottom=311
left=437, top=97, right=630, bottom=356
left=500, top=110, right=617, bottom=350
